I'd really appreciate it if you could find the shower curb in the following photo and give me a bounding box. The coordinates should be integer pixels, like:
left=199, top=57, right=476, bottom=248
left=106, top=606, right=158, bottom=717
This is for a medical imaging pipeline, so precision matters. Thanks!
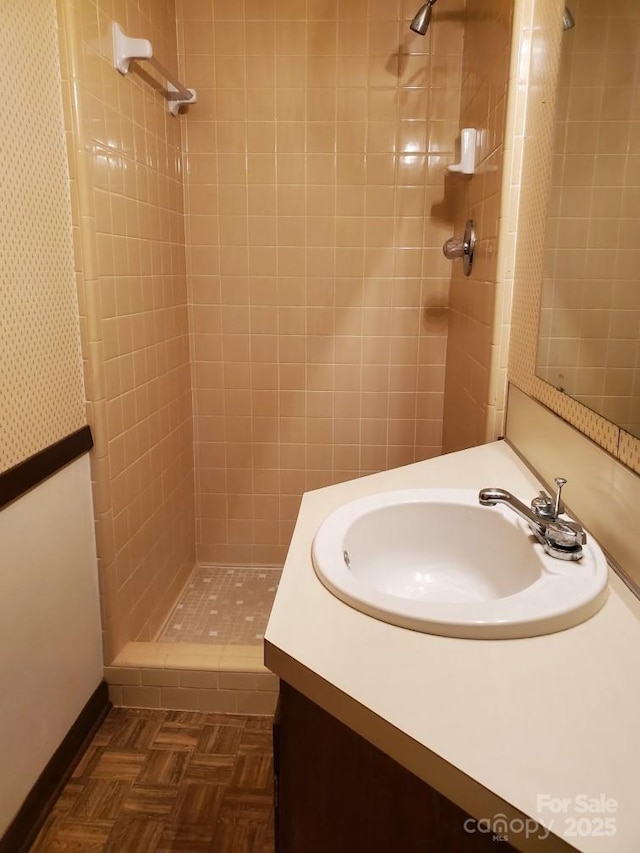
left=105, top=641, right=279, bottom=715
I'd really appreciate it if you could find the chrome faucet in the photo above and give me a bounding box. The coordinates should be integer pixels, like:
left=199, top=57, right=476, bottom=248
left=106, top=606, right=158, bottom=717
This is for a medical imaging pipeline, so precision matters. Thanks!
left=478, top=477, right=586, bottom=561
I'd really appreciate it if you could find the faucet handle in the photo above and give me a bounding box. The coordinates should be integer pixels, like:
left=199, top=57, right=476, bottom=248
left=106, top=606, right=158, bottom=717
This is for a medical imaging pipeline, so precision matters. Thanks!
left=531, top=478, right=568, bottom=520
left=531, top=490, right=555, bottom=519
left=546, top=518, right=587, bottom=557
left=544, top=479, right=586, bottom=560
left=553, top=477, right=567, bottom=518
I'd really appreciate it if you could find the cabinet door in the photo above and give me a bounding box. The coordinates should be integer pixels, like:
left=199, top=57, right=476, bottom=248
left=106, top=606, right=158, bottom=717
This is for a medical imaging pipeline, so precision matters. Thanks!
left=276, top=682, right=516, bottom=853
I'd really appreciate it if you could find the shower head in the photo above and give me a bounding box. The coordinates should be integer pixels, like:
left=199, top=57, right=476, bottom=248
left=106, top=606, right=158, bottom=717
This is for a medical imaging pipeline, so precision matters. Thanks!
left=562, top=6, right=575, bottom=30
left=410, top=0, right=437, bottom=36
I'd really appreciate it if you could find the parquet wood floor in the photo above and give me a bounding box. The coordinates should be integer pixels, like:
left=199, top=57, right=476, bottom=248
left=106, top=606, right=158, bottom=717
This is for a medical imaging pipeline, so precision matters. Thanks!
left=29, top=707, right=275, bottom=852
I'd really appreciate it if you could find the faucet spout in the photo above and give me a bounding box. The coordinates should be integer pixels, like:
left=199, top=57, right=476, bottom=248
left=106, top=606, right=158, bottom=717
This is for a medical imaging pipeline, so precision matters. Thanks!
left=478, top=484, right=586, bottom=562
left=478, top=488, right=546, bottom=535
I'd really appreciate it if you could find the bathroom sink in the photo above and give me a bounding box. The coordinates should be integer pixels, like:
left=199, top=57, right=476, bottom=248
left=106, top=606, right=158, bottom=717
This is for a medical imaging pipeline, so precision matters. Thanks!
left=311, top=489, right=608, bottom=639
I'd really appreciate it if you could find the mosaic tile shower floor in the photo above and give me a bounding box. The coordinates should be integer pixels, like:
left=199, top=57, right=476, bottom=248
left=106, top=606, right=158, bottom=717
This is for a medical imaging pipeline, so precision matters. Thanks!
left=157, top=566, right=281, bottom=646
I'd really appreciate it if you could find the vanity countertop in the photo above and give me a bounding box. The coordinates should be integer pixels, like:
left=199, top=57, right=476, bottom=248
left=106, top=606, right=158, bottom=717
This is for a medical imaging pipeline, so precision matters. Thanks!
left=264, top=440, right=640, bottom=853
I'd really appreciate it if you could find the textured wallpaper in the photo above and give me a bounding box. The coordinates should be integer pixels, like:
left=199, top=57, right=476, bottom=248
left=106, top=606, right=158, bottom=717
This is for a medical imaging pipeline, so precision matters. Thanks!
left=0, top=0, right=85, bottom=472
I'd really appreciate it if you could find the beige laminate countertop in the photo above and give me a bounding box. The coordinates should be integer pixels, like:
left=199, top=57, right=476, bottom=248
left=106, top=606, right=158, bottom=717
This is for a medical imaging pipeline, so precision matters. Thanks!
left=264, top=441, right=640, bottom=853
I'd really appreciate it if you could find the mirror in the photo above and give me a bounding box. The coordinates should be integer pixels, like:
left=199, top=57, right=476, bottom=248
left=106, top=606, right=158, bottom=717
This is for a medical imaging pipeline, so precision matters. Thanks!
left=535, top=1, right=640, bottom=440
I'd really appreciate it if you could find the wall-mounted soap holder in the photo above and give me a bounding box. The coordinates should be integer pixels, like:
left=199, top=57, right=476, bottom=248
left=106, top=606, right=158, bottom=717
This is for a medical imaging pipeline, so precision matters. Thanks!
left=447, top=128, right=477, bottom=175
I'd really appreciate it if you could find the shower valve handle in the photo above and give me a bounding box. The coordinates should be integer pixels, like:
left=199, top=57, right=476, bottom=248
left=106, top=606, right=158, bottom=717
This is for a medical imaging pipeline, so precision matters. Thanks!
left=443, top=237, right=466, bottom=260
left=442, top=219, right=476, bottom=277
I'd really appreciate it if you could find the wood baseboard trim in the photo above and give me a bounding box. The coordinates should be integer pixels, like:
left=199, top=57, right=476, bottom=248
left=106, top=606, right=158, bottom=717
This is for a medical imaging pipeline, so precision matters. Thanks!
left=0, top=425, right=93, bottom=510
left=0, top=680, right=111, bottom=853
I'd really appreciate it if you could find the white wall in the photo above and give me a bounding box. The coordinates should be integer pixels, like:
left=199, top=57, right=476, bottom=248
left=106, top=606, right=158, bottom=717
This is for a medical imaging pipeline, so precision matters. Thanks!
left=0, top=454, right=103, bottom=835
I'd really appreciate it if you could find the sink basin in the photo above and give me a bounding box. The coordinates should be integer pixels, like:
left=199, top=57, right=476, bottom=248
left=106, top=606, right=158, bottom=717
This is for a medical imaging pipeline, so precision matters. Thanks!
left=311, top=489, right=609, bottom=639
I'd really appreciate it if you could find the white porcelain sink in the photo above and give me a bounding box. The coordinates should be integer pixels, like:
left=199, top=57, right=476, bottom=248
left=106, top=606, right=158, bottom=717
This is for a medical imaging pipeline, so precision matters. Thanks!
left=311, top=489, right=609, bottom=639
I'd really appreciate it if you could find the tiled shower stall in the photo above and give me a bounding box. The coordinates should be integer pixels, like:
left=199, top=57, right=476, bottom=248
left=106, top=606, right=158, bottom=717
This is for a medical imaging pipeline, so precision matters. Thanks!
left=58, top=0, right=512, bottom=708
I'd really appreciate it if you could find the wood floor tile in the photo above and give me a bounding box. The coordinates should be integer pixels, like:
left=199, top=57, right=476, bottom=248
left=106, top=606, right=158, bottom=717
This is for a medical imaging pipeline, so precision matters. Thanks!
left=96, top=710, right=164, bottom=748
left=109, top=715, right=165, bottom=751
left=122, top=784, right=180, bottom=818
left=237, top=729, right=273, bottom=755
left=51, top=781, right=84, bottom=814
left=69, top=780, right=132, bottom=821
left=35, top=817, right=115, bottom=851
left=28, top=708, right=274, bottom=853
left=90, top=711, right=157, bottom=747
left=104, top=816, right=164, bottom=852
left=210, top=816, right=269, bottom=852
left=90, top=751, right=146, bottom=781
left=114, top=708, right=168, bottom=720
left=88, top=727, right=118, bottom=748
left=196, top=723, right=243, bottom=756
left=182, top=754, right=236, bottom=785
left=152, top=724, right=201, bottom=753
left=71, top=745, right=105, bottom=780
left=169, top=783, right=225, bottom=827
left=243, top=717, right=272, bottom=735
left=164, top=711, right=209, bottom=727
left=156, top=823, right=217, bottom=852
left=218, top=790, right=274, bottom=823
left=192, top=712, right=247, bottom=729
left=230, top=754, right=273, bottom=791
left=138, top=749, right=189, bottom=786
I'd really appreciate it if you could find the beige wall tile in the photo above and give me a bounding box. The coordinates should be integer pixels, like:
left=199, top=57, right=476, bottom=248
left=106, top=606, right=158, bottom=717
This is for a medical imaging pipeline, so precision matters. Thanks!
left=218, top=672, right=259, bottom=691
left=179, top=670, right=221, bottom=689
left=442, top=0, right=514, bottom=453
left=158, top=687, right=202, bottom=711
left=60, top=0, right=196, bottom=662
left=198, top=689, right=239, bottom=713
left=141, top=669, right=181, bottom=688
left=108, top=685, right=124, bottom=705
left=178, top=0, right=464, bottom=563
left=120, top=685, right=162, bottom=709
left=104, top=666, right=142, bottom=686
left=236, top=691, right=279, bottom=715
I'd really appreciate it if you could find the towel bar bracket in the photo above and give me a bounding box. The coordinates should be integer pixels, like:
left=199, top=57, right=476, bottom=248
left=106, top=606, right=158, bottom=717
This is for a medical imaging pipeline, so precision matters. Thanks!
left=112, top=22, right=196, bottom=116
left=166, top=83, right=198, bottom=116
left=112, top=22, right=152, bottom=75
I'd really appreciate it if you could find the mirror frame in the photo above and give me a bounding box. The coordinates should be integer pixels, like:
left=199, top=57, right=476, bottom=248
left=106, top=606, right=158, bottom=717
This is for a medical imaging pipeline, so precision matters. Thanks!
left=502, top=0, right=640, bottom=476
left=534, top=0, right=640, bottom=440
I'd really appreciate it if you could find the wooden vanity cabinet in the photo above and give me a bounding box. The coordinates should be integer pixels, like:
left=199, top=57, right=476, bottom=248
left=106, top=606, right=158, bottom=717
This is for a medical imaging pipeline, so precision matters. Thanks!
left=273, top=681, right=516, bottom=852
